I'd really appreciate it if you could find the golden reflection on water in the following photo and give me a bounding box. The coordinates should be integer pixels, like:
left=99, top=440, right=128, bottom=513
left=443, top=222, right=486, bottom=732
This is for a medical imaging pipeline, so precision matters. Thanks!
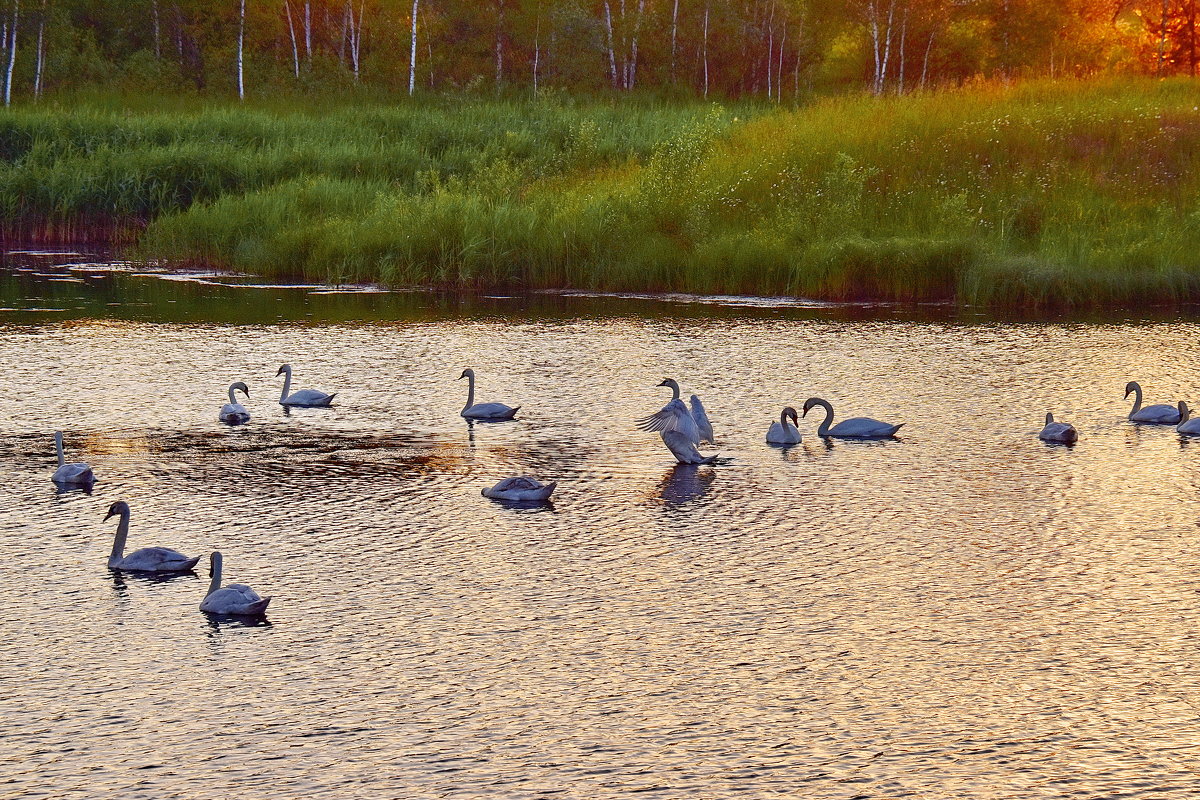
left=6, top=271, right=1200, bottom=797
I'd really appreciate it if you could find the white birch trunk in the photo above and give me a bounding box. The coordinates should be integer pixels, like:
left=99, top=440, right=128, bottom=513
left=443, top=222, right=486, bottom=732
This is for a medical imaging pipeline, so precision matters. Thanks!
left=920, top=30, right=934, bottom=89
left=702, top=3, right=709, bottom=98
left=152, top=0, right=161, bottom=58
left=409, top=0, right=419, bottom=95
left=236, top=0, right=245, bottom=100
left=868, top=1, right=882, bottom=95
left=532, top=15, right=539, bottom=95
left=777, top=22, right=786, bottom=102
left=878, top=0, right=894, bottom=95
left=628, top=0, right=644, bottom=89
left=4, top=0, right=19, bottom=108
left=304, top=1, right=311, bottom=62
left=602, top=0, right=617, bottom=88
left=670, top=0, right=679, bottom=81
left=285, top=0, right=300, bottom=78
left=897, top=8, right=907, bottom=94
left=33, top=0, right=43, bottom=99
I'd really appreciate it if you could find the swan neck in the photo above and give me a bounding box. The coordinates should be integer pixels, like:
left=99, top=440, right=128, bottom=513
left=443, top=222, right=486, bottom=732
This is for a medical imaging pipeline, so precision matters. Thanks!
left=55, top=432, right=65, bottom=467
left=207, top=556, right=222, bottom=598
left=109, top=512, right=130, bottom=566
left=670, top=381, right=680, bottom=401
left=780, top=409, right=789, bottom=428
left=464, top=372, right=475, bottom=411
left=1181, top=402, right=1190, bottom=423
left=228, top=385, right=237, bottom=405
left=1130, top=384, right=1143, bottom=414
left=816, top=400, right=834, bottom=436
left=280, top=369, right=292, bottom=402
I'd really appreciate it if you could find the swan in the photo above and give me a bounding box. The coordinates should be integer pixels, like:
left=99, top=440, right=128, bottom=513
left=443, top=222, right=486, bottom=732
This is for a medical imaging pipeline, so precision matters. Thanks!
left=1039, top=412, right=1078, bottom=443
left=219, top=381, right=251, bottom=424
left=801, top=397, right=904, bottom=438
left=104, top=501, right=200, bottom=572
left=1125, top=381, right=1180, bottom=423
left=766, top=406, right=802, bottom=445
left=636, top=379, right=701, bottom=444
left=482, top=476, right=557, bottom=501
left=276, top=364, right=336, bottom=407
left=1177, top=402, right=1200, bottom=435
left=459, top=368, right=519, bottom=419
left=200, top=551, right=271, bottom=615
left=51, top=431, right=94, bottom=484
left=689, top=395, right=714, bottom=444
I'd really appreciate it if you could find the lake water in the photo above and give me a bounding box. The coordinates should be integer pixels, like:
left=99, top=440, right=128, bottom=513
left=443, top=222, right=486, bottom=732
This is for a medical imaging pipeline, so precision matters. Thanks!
left=4, top=251, right=1200, bottom=798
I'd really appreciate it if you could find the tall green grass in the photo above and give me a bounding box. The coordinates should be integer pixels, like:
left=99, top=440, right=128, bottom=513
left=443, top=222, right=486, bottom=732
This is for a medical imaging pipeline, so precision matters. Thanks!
left=4, top=80, right=1200, bottom=307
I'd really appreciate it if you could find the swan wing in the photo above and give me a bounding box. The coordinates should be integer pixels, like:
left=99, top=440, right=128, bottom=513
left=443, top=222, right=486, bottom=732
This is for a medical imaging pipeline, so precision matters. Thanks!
left=766, top=421, right=801, bottom=444
left=638, top=399, right=700, bottom=442
left=689, top=395, right=715, bottom=443
left=118, top=547, right=199, bottom=572
left=201, top=585, right=270, bottom=614
left=829, top=417, right=903, bottom=438
left=219, top=403, right=251, bottom=422
left=52, top=462, right=94, bottom=483
left=463, top=402, right=519, bottom=419
left=1040, top=422, right=1077, bottom=442
left=1131, top=403, right=1181, bottom=423
left=282, top=389, right=335, bottom=407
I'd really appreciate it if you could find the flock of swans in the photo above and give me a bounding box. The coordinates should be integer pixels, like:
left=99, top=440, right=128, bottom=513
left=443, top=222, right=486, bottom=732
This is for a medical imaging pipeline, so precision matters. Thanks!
left=46, top=364, right=1193, bottom=619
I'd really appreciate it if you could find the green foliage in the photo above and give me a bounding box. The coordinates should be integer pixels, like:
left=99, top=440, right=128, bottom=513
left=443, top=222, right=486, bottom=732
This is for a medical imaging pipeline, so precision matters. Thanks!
left=6, top=79, right=1200, bottom=307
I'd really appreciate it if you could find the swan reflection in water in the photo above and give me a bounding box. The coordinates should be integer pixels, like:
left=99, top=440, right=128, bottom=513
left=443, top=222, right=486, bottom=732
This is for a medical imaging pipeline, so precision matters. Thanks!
left=656, top=464, right=717, bottom=506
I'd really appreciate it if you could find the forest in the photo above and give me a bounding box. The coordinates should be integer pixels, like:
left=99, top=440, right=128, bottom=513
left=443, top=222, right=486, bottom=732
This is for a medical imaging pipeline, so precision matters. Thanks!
left=0, top=1, right=1198, bottom=103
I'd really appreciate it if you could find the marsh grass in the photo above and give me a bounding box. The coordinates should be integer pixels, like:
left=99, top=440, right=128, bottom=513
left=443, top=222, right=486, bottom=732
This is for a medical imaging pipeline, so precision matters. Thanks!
left=4, top=79, right=1200, bottom=307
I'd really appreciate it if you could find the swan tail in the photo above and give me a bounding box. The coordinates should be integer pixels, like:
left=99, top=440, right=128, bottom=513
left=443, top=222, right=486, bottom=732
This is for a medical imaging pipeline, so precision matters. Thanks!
left=506, top=406, right=520, bottom=418
left=244, top=597, right=271, bottom=615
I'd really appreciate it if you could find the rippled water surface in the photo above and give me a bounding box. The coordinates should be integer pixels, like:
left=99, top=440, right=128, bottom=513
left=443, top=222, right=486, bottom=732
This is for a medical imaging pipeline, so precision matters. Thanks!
left=6, top=253, right=1200, bottom=798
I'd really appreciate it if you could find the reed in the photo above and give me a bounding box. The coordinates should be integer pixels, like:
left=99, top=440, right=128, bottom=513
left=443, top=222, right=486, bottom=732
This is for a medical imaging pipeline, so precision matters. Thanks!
left=5, top=79, right=1200, bottom=307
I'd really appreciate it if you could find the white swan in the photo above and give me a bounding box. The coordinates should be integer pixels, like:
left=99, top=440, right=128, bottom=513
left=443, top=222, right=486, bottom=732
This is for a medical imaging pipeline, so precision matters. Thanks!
left=219, top=381, right=251, bottom=424
left=104, top=501, right=200, bottom=573
left=276, top=364, right=336, bottom=407
left=802, top=397, right=904, bottom=438
left=689, top=395, right=714, bottom=444
left=1177, top=402, right=1200, bottom=435
left=459, top=368, right=519, bottom=419
left=766, top=406, right=802, bottom=445
left=200, top=551, right=271, bottom=615
left=1039, top=412, right=1078, bottom=443
left=51, top=431, right=94, bottom=484
left=482, top=476, right=557, bottom=501
left=1125, top=381, right=1180, bottom=423
left=636, top=379, right=701, bottom=444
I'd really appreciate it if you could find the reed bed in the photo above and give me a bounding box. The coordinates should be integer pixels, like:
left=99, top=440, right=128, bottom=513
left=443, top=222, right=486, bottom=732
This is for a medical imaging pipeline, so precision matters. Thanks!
left=4, top=80, right=1200, bottom=307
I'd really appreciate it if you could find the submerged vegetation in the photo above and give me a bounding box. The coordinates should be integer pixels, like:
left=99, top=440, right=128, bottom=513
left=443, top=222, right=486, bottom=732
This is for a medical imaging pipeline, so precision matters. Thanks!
left=3, top=78, right=1200, bottom=307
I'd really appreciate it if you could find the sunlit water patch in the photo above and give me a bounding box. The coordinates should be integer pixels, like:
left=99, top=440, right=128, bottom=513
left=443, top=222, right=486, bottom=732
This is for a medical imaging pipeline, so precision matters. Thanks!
left=4, top=251, right=1200, bottom=798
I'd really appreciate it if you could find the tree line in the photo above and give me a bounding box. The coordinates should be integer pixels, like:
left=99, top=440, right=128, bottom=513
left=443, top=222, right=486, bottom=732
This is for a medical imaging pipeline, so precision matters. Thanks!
left=1, top=0, right=1198, bottom=103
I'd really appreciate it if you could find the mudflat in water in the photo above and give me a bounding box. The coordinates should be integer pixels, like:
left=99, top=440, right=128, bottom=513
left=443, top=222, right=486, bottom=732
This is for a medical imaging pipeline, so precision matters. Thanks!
left=4, top=253, right=1200, bottom=798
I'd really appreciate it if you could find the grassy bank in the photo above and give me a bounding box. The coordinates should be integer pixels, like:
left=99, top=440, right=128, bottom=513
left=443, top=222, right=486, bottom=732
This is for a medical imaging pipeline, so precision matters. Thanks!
left=3, top=80, right=1200, bottom=307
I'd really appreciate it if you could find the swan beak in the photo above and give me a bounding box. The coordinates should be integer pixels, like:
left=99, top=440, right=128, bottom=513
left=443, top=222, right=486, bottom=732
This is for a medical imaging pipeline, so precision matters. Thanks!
left=657, top=380, right=670, bottom=387
left=103, top=510, right=115, bottom=521
left=275, top=368, right=284, bottom=376
left=801, top=406, right=810, bottom=418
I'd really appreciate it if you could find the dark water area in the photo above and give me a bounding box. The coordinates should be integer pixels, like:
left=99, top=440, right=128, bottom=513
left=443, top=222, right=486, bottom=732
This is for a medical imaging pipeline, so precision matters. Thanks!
left=5, top=250, right=1200, bottom=798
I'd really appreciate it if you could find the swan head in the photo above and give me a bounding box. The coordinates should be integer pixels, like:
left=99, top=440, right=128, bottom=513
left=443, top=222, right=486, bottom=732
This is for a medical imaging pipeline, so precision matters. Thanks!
left=801, top=397, right=824, bottom=418
left=657, top=378, right=679, bottom=390
left=275, top=364, right=291, bottom=377
left=209, top=551, right=223, bottom=576
left=103, top=500, right=130, bottom=521
left=459, top=368, right=475, bottom=380
left=1124, top=381, right=1140, bottom=398
left=231, top=381, right=250, bottom=398
left=783, top=406, right=799, bottom=426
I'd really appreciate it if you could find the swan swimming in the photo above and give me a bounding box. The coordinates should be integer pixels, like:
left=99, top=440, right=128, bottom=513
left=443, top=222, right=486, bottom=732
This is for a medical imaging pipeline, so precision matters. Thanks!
left=766, top=406, right=802, bottom=445
left=482, top=476, right=557, bottom=501
left=1177, top=402, right=1200, bottom=435
left=801, top=397, right=904, bottom=438
left=1038, top=412, right=1078, bottom=443
left=104, top=501, right=200, bottom=573
left=200, top=551, right=271, bottom=615
left=276, top=364, right=336, bottom=407
left=1125, top=381, right=1180, bottom=423
left=636, top=379, right=702, bottom=444
left=51, top=431, right=94, bottom=484
left=219, top=381, right=251, bottom=424
left=459, top=368, right=519, bottom=419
